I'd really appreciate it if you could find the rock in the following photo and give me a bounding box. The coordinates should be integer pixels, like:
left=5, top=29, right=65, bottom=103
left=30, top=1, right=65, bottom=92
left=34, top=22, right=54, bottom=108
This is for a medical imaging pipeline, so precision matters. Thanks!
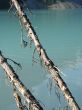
left=48, top=1, right=82, bottom=10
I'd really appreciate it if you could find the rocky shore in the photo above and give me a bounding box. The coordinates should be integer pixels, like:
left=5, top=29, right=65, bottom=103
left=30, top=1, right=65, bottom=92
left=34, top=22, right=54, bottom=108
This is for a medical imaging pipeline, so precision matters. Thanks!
left=48, top=1, right=82, bottom=9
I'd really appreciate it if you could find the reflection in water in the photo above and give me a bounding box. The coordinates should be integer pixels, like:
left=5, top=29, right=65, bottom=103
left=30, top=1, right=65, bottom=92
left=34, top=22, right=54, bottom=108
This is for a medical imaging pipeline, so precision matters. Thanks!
left=61, top=48, right=82, bottom=70
left=31, top=77, right=70, bottom=110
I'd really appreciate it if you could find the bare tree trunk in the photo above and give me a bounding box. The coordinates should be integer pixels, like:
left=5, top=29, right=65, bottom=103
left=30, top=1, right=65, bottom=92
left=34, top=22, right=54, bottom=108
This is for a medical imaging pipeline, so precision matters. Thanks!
left=0, top=51, right=43, bottom=110
left=10, top=0, right=80, bottom=109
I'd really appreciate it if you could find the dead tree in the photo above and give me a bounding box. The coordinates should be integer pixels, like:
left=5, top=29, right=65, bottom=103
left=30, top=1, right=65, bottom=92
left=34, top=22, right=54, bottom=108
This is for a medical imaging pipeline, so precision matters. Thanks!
left=0, top=51, right=43, bottom=110
left=10, top=0, right=80, bottom=109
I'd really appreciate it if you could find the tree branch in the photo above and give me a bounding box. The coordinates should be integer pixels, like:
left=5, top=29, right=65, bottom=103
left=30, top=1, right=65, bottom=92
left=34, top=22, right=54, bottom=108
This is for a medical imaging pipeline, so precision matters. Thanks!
left=10, top=0, right=80, bottom=109
left=0, top=51, right=43, bottom=110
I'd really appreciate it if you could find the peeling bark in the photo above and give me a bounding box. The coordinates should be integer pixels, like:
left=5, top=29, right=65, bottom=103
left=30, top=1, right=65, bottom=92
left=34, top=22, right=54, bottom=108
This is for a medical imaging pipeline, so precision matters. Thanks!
left=0, top=51, right=43, bottom=110
left=9, top=0, right=81, bottom=109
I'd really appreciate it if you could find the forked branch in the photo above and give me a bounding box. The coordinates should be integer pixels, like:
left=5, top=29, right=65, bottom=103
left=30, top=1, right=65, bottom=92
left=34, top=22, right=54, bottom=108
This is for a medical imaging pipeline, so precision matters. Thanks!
left=0, top=51, right=43, bottom=110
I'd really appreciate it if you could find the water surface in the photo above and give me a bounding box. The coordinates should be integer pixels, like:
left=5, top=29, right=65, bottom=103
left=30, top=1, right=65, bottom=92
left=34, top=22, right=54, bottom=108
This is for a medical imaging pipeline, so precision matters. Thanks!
left=0, top=9, right=82, bottom=110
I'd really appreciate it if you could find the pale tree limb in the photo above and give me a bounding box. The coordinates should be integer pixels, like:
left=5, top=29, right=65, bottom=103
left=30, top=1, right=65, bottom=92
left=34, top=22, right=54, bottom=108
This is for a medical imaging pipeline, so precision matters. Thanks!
left=13, top=89, right=25, bottom=110
left=13, top=84, right=28, bottom=110
left=10, top=0, right=80, bottom=109
left=0, top=51, right=43, bottom=110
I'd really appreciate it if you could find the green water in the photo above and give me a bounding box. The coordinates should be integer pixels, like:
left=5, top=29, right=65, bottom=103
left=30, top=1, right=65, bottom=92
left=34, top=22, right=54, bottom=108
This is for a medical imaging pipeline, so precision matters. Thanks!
left=0, top=9, right=82, bottom=110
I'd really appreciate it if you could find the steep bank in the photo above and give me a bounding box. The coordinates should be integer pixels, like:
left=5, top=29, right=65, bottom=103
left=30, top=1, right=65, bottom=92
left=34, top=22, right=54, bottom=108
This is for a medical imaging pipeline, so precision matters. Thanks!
left=48, top=1, right=82, bottom=9
left=24, top=0, right=82, bottom=9
left=0, top=0, right=82, bottom=10
left=27, top=0, right=46, bottom=9
left=0, top=0, right=46, bottom=10
left=0, top=0, right=10, bottom=9
left=67, top=0, right=82, bottom=5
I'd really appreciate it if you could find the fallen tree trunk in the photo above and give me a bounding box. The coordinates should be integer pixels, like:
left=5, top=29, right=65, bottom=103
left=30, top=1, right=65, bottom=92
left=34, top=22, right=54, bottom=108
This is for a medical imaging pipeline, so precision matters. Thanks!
left=10, top=0, right=80, bottom=109
left=0, top=51, right=43, bottom=110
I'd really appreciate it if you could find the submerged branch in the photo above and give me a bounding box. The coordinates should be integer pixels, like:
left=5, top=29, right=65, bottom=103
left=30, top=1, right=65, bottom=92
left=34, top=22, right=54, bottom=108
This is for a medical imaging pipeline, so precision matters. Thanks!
left=10, top=0, right=80, bottom=109
left=0, top=51, right=43, bottom=110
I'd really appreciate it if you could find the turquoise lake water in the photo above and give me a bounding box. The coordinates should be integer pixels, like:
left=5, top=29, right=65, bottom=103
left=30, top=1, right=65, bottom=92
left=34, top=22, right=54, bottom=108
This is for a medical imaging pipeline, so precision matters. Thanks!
left=0, top=9, right=82, bottom=110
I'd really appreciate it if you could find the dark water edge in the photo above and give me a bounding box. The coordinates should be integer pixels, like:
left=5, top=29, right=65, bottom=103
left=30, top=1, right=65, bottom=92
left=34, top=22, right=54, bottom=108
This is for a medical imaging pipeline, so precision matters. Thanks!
left=0, top=0, right=82, bottom=10
left=0, top=0, right=10, bottom=10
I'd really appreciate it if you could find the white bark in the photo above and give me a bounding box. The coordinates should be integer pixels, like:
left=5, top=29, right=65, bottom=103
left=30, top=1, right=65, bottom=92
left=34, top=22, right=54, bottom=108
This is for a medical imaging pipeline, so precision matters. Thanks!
left=0, top=51, right=43, bottom=110
left=13, top=90, right=25, bottom=110
left=10, top=0, right=80, bottom=109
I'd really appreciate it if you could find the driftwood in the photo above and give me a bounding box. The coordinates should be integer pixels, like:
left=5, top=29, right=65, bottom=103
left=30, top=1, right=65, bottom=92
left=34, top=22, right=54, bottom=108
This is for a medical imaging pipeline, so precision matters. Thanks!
left=10, top=0, right=80, bottom=109
left=0, top=51, right=43, bottom=110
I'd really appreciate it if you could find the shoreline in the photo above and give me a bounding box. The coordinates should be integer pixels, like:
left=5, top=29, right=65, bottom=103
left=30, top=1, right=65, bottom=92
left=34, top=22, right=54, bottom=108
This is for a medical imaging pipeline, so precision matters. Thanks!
left=48, top=1, right=82, bottom=10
